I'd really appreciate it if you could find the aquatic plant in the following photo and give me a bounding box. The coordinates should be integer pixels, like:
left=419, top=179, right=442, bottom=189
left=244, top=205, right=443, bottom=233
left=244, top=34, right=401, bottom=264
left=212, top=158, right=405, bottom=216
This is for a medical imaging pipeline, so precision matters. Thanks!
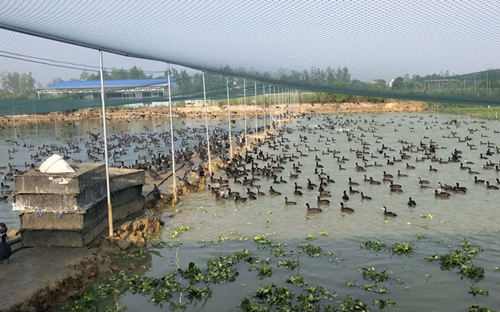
left=391, top=242, right=414, bottom=255
left=360, top=240, right=386, bottom=251
left=287, top=274, right=305, bottom=286
left=240, top=282, right=339, bottom=312
left=359, top=267, right=390, bottom=283
left=277, top=259, right=300, bottom=270
left=460, top=265, right=485, bottom=282
left=339, top=295, right=370, bottom=312
left=298, top=243, right=323, bottom=257
left=122, top=248, right=147, bottom=260
left=256, top=266, right=273, bottom=279
left=317, top=231, right=329, bottom=237
left=372, top=299, right=396, bottom=309
left=469, top=284, right=488, bottom=297
left=432, top=240, right=485, bottom=281
left=425, top=254, right=439, bottom=262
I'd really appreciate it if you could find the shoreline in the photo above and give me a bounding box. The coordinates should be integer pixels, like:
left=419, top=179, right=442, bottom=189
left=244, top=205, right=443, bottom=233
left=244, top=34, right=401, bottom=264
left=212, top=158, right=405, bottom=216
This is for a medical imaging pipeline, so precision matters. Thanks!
left=0, top=101, right=429, bottom=127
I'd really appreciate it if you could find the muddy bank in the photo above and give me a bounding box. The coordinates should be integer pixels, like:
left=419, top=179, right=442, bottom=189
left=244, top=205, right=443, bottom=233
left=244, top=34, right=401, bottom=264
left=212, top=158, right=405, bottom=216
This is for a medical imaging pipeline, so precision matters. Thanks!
left=0, top=101, right=428, bottom=127
left=0, top=214, right=164, bottom=312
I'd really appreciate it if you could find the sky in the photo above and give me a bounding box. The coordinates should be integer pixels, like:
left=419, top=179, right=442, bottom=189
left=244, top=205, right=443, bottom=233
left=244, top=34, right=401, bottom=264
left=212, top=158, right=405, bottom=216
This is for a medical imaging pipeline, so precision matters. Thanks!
left=1, top=0, right=499, bottom=86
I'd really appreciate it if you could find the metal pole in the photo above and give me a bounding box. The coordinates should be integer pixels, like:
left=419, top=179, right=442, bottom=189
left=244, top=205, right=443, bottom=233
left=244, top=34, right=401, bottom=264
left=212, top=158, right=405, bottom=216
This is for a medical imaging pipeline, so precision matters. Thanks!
left=243, top=79, right=248, bottom=149
left=99, top=50, right=113, bottom=237
left=270, top=85, right=274, bottom=129
left=202, top=72, right=212, bottom=176
left=262, top=84, right=266, bottom=132
left=226, top=77, right=233, bottom=159
left=167, top=64, right=177, bottom=204
left=254, top=81, right=258, bottom=136
left=278, top=86, right=282, bottom=127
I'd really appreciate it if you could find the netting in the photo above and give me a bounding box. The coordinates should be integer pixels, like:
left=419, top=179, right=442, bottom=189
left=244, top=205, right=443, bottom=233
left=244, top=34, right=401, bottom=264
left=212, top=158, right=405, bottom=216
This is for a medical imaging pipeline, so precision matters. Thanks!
left=1, top=0, right=500, bottom=115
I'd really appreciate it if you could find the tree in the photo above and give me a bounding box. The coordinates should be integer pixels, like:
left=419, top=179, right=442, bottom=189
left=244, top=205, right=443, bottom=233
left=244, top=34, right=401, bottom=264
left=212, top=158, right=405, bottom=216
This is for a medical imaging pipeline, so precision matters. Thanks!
left=47, top=77, right=63, bottom=87
left=1, top=72, right=36, bottom=96
left=371, top=79, right=386, bottom=88
left=391, top=77, right=405, bottom=90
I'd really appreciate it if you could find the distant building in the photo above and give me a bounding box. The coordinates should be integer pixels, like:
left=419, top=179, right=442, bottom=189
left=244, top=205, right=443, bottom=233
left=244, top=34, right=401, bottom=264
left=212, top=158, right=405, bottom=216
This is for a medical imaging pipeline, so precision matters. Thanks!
left=38, top=78, right=176, bottom=106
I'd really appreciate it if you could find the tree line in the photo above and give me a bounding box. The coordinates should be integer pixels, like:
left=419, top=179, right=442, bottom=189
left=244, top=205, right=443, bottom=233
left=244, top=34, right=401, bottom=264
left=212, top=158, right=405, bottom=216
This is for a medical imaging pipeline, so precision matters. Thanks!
left=1, top=65, right=497, bottom=100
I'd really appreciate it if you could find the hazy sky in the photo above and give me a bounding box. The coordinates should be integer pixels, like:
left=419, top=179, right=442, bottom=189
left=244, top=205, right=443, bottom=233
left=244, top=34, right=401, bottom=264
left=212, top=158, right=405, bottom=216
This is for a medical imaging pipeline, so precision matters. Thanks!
left=1, top=0, right=499, bottom=86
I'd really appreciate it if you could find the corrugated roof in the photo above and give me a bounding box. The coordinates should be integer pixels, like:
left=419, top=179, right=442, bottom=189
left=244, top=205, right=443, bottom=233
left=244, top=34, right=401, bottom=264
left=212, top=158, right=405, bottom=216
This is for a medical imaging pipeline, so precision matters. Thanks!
left=48, top=78, right=172, bottom=89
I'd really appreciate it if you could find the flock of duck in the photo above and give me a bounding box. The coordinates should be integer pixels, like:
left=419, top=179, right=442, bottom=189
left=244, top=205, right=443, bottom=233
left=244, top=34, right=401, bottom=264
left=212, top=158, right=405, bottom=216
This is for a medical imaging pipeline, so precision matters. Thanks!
left=0, top=120, right=247, bottom=232
left=1, top=112, right=500, bottom=232
left=208, top=114, right=500, bottom=220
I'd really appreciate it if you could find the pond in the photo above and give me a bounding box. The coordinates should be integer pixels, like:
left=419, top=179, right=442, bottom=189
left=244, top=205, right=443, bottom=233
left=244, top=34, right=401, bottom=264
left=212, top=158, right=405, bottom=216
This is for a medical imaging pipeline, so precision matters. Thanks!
left=63, top=113, right=500, bottom=311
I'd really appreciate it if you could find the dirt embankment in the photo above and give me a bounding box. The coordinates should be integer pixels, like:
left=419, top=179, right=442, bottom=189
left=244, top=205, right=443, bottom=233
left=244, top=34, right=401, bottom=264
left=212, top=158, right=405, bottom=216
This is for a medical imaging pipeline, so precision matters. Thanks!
left=0, top=101, right=428, bottom=127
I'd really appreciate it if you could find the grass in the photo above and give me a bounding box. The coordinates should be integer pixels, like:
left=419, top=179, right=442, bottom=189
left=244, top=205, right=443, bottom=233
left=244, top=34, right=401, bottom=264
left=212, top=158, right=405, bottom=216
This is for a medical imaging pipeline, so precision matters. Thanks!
left=429, top=102, right=500, bottom=119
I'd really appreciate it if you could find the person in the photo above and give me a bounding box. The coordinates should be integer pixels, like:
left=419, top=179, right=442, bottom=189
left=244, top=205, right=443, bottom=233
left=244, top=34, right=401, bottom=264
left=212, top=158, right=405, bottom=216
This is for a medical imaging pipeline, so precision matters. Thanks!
left=0, top=222, right=11, bottom=264
left=0, top=223, right=7, bottom=235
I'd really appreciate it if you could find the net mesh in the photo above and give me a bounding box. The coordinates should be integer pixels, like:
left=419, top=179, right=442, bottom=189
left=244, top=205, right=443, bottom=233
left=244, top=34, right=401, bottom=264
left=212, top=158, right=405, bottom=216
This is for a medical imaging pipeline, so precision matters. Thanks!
left=1, top=0, right=500, bottom=115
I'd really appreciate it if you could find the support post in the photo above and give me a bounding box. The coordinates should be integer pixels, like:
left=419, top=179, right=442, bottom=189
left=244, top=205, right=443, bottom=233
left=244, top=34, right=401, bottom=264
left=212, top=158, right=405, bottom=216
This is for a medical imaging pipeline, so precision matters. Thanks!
left=254, top=81, right=258, bottom=136
left=99, top=50, right=113, bottom=237
left=262, top=84, right=266, bottom=132
left=202, top=72, right=212, bottom=176
left=243, top=79, right=248, bottom=149
left=167, top=64, right=177, bottom=204
left=226, top=77, right=233, bottom=159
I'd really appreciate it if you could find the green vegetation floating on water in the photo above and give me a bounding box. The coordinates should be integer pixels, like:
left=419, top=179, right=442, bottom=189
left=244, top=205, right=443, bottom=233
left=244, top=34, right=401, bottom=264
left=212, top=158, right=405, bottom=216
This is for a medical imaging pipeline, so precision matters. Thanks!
left=426, top=240, right=485, bottom=282
left=62, top=236, right=495, bottom=312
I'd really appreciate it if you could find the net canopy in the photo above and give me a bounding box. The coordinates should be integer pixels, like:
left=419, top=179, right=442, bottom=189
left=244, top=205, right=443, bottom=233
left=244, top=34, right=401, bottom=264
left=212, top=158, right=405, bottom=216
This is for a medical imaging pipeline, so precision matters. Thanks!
left=1, top=0, right=500, bottom=115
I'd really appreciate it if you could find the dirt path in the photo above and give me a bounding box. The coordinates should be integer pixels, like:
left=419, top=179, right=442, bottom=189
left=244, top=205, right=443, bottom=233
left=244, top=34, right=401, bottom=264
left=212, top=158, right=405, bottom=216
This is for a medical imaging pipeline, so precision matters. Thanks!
left=0, top=101, right=428, bottom=127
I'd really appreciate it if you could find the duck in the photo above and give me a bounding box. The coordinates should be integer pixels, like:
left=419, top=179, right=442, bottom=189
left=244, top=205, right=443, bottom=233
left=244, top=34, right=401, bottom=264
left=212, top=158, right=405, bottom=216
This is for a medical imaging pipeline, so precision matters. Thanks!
left=285, top=197, right=297, bottom=205
left=294, top=186, right=303, bottom=196
left=474, top=176, right=485, bottom=184
left=407, top=197, right=416, bottom=207
left=360, top=192, right=372, bottom=200
left=406, top=163, right=415, bottom=169
left=269, top=186, right=282, bottom=196
left=349, top=186, right=359, bottom=194
left=389, top=181, right=402, bottom=189
left=0, top=182, right=9, bottom=190
left=342, top=190, right=349, bottom=201
left=418, top=177, right=430, bottom=185
left=468, top=168, right=480, bottom=175
left=381, top=206, right=397, bottom=217
left=348, top=177, right=359, bottom=186
left=306, top=203, right=322, bottom=214
left=317, top=196, right=330, bottom=205
left=485, top=181, right=499, bottom=190
left=339, top=202, right=354, bottom=213
left=397, top=170, right=408, bottom=178
left=390, top=187, right=403, bottom=193
left=429, top=165, right=438, bottom=172
left=434, top=189, right=450, bottom=198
